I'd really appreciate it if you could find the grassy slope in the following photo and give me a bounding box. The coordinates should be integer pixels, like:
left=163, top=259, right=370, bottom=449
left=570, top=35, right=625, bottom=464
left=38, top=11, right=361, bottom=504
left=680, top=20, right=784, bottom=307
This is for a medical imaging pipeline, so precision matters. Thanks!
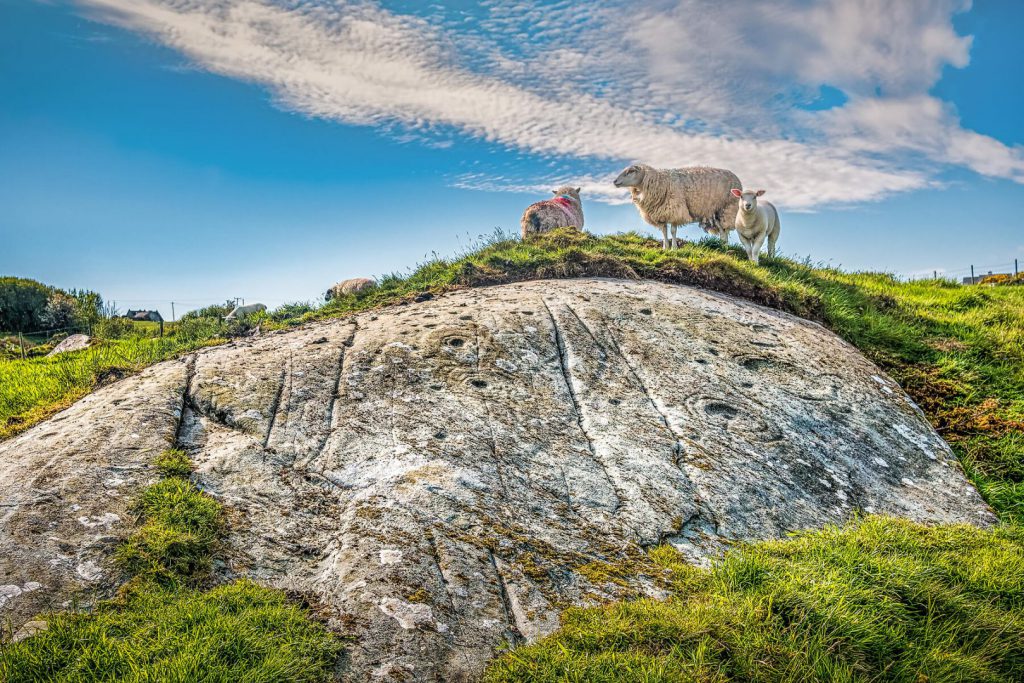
left=486, top=517, right=1024, bottom=682
left=2, top=229, right=1022, bottom=680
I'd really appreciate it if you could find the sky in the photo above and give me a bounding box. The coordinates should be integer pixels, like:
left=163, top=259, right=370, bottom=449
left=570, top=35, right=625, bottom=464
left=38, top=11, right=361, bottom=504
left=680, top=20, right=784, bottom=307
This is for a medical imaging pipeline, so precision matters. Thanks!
left=1, top=0, right=1023, bottom=318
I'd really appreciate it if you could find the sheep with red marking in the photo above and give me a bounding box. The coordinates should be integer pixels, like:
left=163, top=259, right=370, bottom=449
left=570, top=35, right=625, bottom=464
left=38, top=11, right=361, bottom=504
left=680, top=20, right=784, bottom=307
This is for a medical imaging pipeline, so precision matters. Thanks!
left=520, top=186, right=584, bottom=238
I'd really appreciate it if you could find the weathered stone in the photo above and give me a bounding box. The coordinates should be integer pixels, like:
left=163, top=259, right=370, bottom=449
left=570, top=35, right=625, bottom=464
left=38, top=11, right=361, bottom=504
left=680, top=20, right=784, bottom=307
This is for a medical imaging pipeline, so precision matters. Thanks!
left=0, top=279, right=995, bottom=679
left=45, top=334, right=90, bottom=357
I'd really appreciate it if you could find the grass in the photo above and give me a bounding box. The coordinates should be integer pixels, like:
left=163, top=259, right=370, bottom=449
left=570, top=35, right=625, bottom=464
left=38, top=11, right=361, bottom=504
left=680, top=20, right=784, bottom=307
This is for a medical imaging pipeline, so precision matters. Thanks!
left=0, top=336, right=222, bottom=440
left=2, top=228, right=1023, bottom=679
left=0, top=580, right=343, bottom=683
left=0, top=448, right=344, bottom=681
left=486, top=517, right=1024, bottom=683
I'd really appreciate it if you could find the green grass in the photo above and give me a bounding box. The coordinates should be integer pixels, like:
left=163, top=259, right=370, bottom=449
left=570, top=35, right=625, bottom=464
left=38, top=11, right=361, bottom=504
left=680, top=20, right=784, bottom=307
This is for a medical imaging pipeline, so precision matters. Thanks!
left=2, top=229, right=1023, bottom=680
left=0, top=336, right=221, bottom=440
left=0, top=448, right=344, bottom=682
left=0, top=580, right=343, bottom=683
left=486, top=517, right=1024, bottom=683
left=115, top=476, right=224, bottom=582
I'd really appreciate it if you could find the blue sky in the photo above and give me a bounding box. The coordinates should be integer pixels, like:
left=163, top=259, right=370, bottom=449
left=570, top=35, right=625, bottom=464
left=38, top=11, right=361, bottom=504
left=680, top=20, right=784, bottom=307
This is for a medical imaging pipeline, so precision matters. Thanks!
left=2, top=0, right=1023, bottom=318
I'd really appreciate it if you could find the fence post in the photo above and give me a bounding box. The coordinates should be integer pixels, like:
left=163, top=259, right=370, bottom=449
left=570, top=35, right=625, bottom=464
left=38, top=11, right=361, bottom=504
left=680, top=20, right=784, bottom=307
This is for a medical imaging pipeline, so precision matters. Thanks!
left=970, top=264, right=975, bottom=284
left=1016, top=259, right=1019, bottom=277
left=18, top=331, right=26, bottom=360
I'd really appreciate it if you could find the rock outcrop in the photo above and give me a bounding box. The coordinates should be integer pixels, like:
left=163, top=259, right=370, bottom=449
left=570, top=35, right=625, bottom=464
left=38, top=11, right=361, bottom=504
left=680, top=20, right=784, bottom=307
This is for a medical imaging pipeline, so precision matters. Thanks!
left=0, top=279, right=995, bottom=679
left=45, top=334, right=90, bottom=357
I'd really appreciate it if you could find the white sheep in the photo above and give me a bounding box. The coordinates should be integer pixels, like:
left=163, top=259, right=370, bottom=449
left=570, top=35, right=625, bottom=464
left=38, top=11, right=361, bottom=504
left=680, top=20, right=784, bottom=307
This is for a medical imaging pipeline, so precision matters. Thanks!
left=326, top=277, right=376, bottom=300
left=613, top=164, right=741, bottom=250
left=731, top=188, right=780, bottom=265
left=520, top=186, right=584, bottom=238
left=224, top=303, right=267, bottom=320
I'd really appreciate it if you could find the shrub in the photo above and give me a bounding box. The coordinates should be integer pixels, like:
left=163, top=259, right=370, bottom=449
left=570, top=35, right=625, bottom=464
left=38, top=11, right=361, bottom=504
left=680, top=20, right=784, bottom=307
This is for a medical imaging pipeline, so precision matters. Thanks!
left=181, top=301, right=235, bottom=321
left=271, top=301, right=315, bottom=322
left=94, top=316, right=136, bottom=340
left=174, top=315, right=222, bottom=344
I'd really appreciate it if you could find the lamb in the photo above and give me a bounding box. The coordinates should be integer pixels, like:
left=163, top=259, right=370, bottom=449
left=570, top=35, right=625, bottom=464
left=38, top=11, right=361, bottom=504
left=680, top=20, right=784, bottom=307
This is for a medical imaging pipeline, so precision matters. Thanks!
left=326, top=277, right=376, bottom=301
left=224, top=303, right=267, bottom=320
left=520, top=186, right=584, bottom=238
left=731, top=188, right=780, bottom=265
left=613, top=164, right=741, bottom=249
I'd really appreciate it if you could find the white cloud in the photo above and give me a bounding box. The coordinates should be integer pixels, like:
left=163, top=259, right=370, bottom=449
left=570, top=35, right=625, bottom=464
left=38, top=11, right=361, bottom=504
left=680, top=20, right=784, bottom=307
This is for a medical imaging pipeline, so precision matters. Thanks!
left=75, top=0, right=1021, bottom=210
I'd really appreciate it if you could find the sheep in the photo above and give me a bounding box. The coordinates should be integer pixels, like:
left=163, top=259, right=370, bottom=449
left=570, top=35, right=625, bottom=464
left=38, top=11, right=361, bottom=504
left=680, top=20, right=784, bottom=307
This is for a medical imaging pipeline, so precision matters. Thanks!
left=224, top=303, right=267, bottom=320
left=520, top=186, right=584, bottom=238
left=326, top=277, right=376, bottom=301
left=731, top=188, right=780, bottom=265
left=613, top=164, right=741, bottom=249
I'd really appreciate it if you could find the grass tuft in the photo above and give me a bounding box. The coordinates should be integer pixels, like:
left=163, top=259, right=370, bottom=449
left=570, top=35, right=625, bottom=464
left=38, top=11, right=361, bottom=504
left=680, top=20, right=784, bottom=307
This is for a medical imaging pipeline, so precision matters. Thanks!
left=115, top=476, right=223, bottom=582
left=154, top=447, right=192, bottom=478
left=486, top=517, right=1024, bottom=683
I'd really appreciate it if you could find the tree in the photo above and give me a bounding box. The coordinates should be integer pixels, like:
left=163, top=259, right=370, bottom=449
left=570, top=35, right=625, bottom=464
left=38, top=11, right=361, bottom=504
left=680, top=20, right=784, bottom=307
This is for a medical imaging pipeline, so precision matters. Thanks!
left=40, top=291, right=78, bottom=329
left=69, top=289, right=104, bottom=333
left=0, top=277, right=52, bottom=332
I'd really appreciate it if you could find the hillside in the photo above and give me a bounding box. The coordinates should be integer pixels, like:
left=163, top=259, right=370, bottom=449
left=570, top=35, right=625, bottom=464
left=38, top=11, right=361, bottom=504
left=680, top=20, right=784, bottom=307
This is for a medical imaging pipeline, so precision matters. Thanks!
left=1, top=230, right=1023, bottom=681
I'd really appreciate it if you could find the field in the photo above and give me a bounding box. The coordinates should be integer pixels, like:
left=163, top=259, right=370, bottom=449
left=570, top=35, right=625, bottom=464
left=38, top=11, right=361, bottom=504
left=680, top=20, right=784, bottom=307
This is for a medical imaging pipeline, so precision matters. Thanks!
left=2, top=229, right=1023, bottom=681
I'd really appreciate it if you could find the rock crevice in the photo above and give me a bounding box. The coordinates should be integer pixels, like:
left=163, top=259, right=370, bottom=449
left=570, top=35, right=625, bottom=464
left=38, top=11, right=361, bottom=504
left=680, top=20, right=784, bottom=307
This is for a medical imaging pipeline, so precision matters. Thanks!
left=0, top=278, right=996, bottom=680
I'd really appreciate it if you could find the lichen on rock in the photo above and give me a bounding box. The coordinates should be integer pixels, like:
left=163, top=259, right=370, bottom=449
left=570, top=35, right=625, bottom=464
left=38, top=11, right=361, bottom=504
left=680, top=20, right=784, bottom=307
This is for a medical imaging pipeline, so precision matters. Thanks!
left=0, top=278, right=995, bottom=680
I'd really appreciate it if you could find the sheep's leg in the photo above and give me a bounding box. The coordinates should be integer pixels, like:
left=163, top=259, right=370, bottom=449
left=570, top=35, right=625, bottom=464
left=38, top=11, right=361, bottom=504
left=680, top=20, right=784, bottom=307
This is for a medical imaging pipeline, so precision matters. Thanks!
left=660, top=225, right=669, bottom=250
left=670, top=225, right=679, bottom=250
left=767, top=225, right=779, bottom=258
left=750, top=232, right=767, bottom=266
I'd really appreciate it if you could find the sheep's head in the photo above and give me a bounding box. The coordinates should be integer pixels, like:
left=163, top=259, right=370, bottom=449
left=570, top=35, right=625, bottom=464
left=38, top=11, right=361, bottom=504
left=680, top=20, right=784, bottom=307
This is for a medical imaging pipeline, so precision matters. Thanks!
left=613, top=164, right=646, bottom=189
left=731, top=188, right=765, bottom=212
left=551, top=185, right=581, bottom=203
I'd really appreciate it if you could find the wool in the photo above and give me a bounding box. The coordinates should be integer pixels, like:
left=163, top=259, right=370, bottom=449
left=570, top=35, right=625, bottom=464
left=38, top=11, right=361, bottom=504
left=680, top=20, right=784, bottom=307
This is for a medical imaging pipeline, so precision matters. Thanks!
left=614, top=164, right=741, bottom=249
left=732, top=189, right=781, bottom=266
left=326, top=278, right=376, bottom=301
left=520, top=186, right=584, bottom=238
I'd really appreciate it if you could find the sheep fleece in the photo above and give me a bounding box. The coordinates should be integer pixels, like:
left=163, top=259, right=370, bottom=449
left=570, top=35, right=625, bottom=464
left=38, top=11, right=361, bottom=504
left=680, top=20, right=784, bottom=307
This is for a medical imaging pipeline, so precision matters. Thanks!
left=520, top=196, right=584, bottom=238
left=633, top=166, right=740, bottom=234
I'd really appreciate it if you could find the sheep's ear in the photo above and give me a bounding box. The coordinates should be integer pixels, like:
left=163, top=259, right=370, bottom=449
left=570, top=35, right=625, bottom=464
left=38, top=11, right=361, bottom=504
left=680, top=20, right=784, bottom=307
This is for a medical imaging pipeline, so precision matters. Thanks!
left=575, top=187, right=581, bottom=194
left=755, top=189, right=766, bottom=196
left=551, top=189, right=559, bottom=195
left=730, top=188, right=742, bottom=197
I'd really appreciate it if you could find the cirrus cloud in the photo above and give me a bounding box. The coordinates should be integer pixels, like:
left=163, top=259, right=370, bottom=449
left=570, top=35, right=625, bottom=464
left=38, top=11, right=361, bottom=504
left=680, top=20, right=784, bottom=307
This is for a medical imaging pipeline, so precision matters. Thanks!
left=75, top=0, right=1022, bottom=210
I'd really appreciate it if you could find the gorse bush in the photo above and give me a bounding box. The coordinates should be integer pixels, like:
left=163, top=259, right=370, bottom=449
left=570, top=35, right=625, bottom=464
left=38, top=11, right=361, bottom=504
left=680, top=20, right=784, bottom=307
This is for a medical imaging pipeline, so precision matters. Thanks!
left=486, top=517, right=1024, bottom=683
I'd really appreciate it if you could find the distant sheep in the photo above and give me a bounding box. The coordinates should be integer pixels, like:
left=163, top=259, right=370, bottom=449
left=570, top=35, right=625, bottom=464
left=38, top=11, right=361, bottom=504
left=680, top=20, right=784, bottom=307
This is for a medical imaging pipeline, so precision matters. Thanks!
left=613, top=164, right=741, bottom=249
left=326, top=278, right=376, bottom=301
left=520, top=186, right=584, bottom=238
left=224, top=303, right=267, bottom=320
left=731, top=188, right=780, bottom=265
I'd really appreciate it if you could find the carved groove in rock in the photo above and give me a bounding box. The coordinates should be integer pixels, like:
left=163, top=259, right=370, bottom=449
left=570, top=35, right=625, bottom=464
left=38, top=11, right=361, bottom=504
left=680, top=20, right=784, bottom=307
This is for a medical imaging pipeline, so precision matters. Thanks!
left=0, top=278, right=996, bottom=681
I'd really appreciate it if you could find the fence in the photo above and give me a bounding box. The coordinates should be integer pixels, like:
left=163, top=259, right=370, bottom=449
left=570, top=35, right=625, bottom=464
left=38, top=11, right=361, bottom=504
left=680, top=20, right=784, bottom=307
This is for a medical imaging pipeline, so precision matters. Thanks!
left=903, top=258, right=1020, bottom=284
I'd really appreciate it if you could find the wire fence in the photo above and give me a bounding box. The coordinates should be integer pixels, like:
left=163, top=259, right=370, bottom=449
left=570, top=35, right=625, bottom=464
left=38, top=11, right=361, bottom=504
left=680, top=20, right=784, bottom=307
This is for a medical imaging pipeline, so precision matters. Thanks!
left=900, top=258, right=1021, bottom=284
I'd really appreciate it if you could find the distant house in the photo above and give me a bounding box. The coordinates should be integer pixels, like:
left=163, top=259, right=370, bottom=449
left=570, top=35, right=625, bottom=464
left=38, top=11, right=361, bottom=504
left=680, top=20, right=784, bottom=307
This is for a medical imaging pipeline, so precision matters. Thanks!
left=124, top=309, right=163, bottom=323
left=962, top=272, right=1010, bottom=285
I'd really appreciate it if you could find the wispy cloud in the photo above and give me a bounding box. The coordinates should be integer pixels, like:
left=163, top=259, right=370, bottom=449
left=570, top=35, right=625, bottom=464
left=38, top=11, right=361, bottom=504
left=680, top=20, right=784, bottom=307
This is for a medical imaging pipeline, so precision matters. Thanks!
left=76, top=0, right=1023, bottom=209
